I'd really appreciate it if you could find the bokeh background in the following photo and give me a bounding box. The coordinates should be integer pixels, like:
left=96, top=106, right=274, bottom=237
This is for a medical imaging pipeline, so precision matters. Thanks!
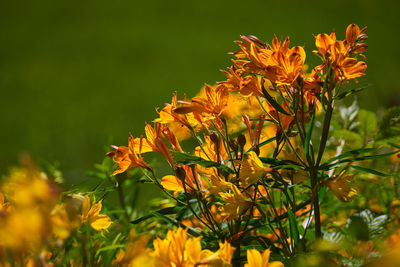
left=1, top=0, right=399, bottom=181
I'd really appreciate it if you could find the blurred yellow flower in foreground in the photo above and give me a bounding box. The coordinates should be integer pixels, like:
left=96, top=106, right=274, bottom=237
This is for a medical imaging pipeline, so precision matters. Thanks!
left=113, top=230, right=154, bottom=267
left=153, top=227, right=234, bottom=267
left=245, top=249, right=283, bottom=267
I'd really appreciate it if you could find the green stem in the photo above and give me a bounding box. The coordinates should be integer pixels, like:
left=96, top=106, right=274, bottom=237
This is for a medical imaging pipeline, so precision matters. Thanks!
left=117, top=176, right=129, bottom=221
left=311, top=98, right=334, bottom=239
left=316, top=103, right=334, bottom=167
left=311, top=167, right=322, bottom=238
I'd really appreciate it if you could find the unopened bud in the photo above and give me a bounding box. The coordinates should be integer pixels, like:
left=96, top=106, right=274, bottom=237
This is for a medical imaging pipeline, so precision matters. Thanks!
left=219, top=169, right=230, bottom=179
left=325, top=50, right=331, bottom=58
left=296, top=76, right=304, bottom=87
left=355, top=33, right=368, bottom=42
left=210, top=133, right=220, bottom=144
left=175, top=166, right=186, bottom=181
left=237, top=134, right=246, bottom=148
left=228, top=139, right=238, bottom=153
left=253, top=145, right=260, bottom=156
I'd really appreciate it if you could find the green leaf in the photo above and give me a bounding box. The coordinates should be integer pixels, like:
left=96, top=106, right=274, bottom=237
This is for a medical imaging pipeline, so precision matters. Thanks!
left=246, top=136, right=276, bottom=153
left=323, top=148, right=377, bottom=165
left=338, top=150, right=400, bottom=163
left=377, top=106, right=400, bottom=140
left=262, top=85, right=290, bottom=115
left=304, top=112, right=315, bottom=161
left=332, top=129, right=363, bottom=148
left=243, top=235, right=283, bottom=254
left=273, top=164, right=305, bottom=170
left=350, top=165, right=391, bottom=177
left=335, top=85, right=370, bottom=100
left=173, top=151, right=234, bottom=174
left=319, top=185, right=327, bottom=203
left=358, top=109, right=377, bottom=136
left=287, top=208, right=300, bottom=248
left=131, top=206, right=182, bottom=224
left=322, top=150, right=399, bottom=170
left=258, top=136, right=276, bottom=149
left=259, top=157, right=301, bottom=167
left=95, top=245, right=125, bottom=257
left=152, top=212, right=202, bottom=237
left=315, top=71, right=326, bottom=82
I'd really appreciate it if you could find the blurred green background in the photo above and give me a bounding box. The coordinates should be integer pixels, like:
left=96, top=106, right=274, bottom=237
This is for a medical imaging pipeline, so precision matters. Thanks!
left=1, top=0, right=399, bottom=180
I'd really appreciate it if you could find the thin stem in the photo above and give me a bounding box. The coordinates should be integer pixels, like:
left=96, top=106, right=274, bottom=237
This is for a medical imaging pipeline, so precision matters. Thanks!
left=116, top=176, right=129, bottom=221
left=310, top=168, right=322, bottom=238
left=256, top=96, right=279, bottom=124
left=315, top=102, right=334, bottom=167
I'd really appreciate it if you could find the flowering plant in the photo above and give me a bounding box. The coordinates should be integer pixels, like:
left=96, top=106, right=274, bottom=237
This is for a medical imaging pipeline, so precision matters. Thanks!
left=1, top=24, right=400, bottom=266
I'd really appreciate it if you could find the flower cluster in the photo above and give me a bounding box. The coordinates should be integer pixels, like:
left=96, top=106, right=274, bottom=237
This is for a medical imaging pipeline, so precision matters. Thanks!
left=106, top=24, right=377, bottom=265
left=113, top=227, right=282, bottom=267
left=2, top=24, right=400, bottom=266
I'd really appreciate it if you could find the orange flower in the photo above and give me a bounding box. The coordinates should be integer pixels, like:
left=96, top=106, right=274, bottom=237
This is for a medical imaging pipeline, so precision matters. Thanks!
left=233, top=35, right=306, bottom=86
left=314, top=24, right=367, bottom=82
left=345, top=24, right=368, bottom=54
left=266, top=37, right=306, bottom=86
left=161, top=165, right=208, bottom=194
left=174, top=84, right=229, bottom=120
left=109, top=123, right=183, bottom=174
left=220, top=66, right=265, bottom=97
left=195, top=135, right=228, bottom=163
left=154, top=92, right=200, bottom=140
left=243, top=114, right=266, bottom=152
left=108, top=134, right=152, bottom=175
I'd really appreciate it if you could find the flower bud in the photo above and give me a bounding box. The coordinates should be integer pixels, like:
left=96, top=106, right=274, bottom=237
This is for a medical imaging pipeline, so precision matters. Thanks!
left=237, top=134, right=246, bottom=148
left=253, top=145, right=260, bottom=156
left=210, top=133, right=220, bottom=144
left=228, top=139, right=238, bottom=153
left=175, top=166, right=186, bottom=182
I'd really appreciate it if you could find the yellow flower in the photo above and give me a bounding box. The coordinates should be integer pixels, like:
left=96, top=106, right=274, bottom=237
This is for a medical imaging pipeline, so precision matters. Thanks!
left=245, top=249, right=283, bottom=267
left=0, top=192, right=10, bottom=213
left=207, top=173, right=233, bottom=196
left=323, top=173, right=357, bottom=202
left=238, top=151, right=271, bottom=188
left=51, top=202, right=81, bottom=240
left=81, top=195, right=112, bottom=232
left=219, top=184, right=251, bottom=221
left=199, top=241, right=235, bottom=267
left=0, top=165, right=61, bottom=254
left=113, top=230, right=154, bottom=267
left=153, top=227, right=201, bottom=266
left=3, top=166, right=59, bottom=209
left=0, top=208, right=44, bottom=252
left=152, top=228, right=234, bottom=267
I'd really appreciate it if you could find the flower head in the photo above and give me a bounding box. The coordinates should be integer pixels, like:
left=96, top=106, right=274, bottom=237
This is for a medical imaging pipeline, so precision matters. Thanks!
left=81, top=195, right=112, bottom=232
